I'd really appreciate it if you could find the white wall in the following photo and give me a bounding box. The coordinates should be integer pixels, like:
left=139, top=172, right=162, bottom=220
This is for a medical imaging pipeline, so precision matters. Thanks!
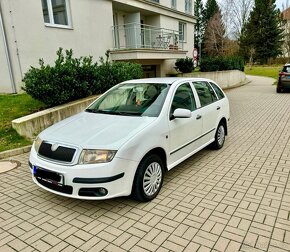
left=0, top=19, right=13, bottom=93
left=1, top=0, right=113, bottom=92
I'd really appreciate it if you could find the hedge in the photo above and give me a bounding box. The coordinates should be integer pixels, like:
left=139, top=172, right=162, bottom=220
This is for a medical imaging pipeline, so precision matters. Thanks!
left=23, top=49, right=143, bottom=107
left=200, top=56, right=244, bottom=72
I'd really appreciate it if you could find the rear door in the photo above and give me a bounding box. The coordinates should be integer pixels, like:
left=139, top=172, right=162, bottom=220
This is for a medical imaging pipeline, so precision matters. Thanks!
left=192, top=81, right=220, bottom=145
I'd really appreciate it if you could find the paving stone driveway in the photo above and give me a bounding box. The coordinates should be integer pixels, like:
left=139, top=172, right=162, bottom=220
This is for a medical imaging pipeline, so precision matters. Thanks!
left=1, top=76, right=290, bottom=252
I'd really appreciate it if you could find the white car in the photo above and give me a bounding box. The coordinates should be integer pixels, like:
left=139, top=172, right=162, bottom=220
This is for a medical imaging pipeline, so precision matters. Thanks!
left=29, top=78, right=230, bottom=201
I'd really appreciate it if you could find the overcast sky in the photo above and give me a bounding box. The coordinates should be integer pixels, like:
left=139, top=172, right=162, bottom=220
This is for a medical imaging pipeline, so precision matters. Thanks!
left=202, top=0, right=286, bottom=10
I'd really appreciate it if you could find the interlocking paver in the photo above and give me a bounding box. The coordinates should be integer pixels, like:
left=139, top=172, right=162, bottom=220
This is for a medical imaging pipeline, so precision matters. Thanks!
left=1, top=76, right=290, bottom=251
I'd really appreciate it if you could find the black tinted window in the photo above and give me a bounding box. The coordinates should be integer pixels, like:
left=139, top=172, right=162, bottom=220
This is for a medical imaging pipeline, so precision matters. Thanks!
left=193, top=81, right=217, bottom=106
left=210, top=82, right=225, bottom=100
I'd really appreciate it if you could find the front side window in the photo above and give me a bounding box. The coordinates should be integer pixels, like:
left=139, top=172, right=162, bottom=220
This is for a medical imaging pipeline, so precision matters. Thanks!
left=87, top=83, right=170, bottom=117
left=171, top=83, right=196, bottom=114
left=179, top=22, right=186, bottom=42
left=185, top=0, right=192, bottom=14
left=41, top=0, right=71, bottom=27
left=193, top=81, right=218, bottom=107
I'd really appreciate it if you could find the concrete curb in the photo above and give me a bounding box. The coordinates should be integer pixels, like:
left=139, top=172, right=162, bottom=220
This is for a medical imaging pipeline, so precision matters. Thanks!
left=0, top=145, right=31, bottom=160
left=223, top=78, right=251, bottom=91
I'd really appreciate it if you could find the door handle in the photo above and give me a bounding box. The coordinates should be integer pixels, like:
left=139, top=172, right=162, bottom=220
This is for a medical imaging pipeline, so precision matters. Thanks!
left=196, top=115, right=202, bottom=120
left=217, top=106, right=221, bottom=110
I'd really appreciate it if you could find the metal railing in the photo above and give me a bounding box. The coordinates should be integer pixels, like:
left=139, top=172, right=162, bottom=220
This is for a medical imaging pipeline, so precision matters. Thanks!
left=112, top=23, right=183, bottom=51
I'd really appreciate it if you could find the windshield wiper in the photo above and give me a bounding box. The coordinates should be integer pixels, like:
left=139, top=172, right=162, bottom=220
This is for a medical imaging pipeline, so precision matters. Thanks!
left=86, top=109, right=141, bottom=116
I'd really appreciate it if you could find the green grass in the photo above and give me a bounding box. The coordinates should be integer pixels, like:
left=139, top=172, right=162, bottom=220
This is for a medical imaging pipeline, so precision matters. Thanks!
left=0, top=94, right=46, bottom=152
left=244, top=65, right=282, bottom=80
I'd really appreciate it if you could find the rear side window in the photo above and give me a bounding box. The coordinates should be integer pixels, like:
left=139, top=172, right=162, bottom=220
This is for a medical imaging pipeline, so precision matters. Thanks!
left=282, top=66, right=290, bottom=73
left=210, top=82, right=225, bottom=100
left=193, top=81, right=218, bottom=107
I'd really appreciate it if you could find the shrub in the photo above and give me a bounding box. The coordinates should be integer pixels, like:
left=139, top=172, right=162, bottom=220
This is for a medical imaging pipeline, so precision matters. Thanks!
left=23, top=49, right=143, bottom=107
left=175, top=57, right=194, bottom=73
left=200, top=56, right=244, bottom=72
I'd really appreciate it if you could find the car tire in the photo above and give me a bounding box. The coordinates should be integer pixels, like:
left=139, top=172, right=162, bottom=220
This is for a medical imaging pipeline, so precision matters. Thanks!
left=132, top=154, right=164, bottom=202
left=211, top=122, right=226, bottom=150
left=277, top=87, right=283, bottom=93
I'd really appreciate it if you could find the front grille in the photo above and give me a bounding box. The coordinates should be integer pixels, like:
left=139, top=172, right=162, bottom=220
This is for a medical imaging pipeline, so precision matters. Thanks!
left=38, top=142, right=76, bottom=163
left=36, top=177, right=73, bottom=194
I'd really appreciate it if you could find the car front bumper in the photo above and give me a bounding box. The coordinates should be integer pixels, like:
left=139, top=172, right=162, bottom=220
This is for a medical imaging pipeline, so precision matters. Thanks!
left=29, top=148, right=138, bottom=200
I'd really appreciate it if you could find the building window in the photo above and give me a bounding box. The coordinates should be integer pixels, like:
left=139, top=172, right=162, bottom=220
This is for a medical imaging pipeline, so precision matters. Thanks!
left=185, top=0, right=192, bottom=14
left=41, top=0, right=71, bottom=27
left=150, top=0, right=160, bottom=3
left=179, top=22, right=186, bottom=42
left=171, top=0, right=177, bottom=9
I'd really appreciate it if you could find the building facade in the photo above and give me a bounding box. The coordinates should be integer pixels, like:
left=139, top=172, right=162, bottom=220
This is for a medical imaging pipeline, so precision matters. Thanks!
left=0, top=0, right=195, bottom=93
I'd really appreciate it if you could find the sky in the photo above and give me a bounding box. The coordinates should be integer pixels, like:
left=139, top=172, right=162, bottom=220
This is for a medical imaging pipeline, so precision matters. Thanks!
left=202, top=0, right=285, bottom=10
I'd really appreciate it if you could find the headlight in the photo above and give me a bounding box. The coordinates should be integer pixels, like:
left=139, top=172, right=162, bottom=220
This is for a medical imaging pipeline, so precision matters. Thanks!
left=79, top=149, right=117, bottom=164
left=34, top=136, right=43, bottom=153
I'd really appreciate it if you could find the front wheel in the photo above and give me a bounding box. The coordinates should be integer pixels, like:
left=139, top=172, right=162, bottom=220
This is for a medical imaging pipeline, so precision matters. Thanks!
left=132, top=154, right=164, bottom=202
left=211, top=123, right=226, bottom=150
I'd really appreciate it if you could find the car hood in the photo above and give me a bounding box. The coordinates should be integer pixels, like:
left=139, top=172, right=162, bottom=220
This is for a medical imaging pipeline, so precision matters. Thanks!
left=40, top=112, right=157, bottom=150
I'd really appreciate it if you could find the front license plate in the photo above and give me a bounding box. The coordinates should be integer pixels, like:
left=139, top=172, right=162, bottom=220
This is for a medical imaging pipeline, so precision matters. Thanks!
left=33, top=166, right=64, bottom=186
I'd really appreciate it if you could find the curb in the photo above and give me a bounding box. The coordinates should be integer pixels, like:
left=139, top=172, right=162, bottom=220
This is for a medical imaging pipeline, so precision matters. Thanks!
left=0, top=145, right=32, bottom=160
left=223, top=78, right=251, bottom=91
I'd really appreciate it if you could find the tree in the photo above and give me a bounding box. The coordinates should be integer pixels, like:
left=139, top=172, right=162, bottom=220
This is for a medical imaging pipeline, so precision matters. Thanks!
left=221, top=0, right=254, bottom=39
left=203, top=9, right=226, bottom=56
left=203, top=0, right=219, bottom=25
left=239, top=0, right=283, bottom=64
left=194, top=0, right=205, bottom=50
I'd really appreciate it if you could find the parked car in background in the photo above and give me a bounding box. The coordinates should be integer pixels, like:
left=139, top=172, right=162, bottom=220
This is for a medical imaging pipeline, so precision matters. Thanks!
left=29, top=78, right=230, bottom=202
left=277, top=63, right=290, bottom=93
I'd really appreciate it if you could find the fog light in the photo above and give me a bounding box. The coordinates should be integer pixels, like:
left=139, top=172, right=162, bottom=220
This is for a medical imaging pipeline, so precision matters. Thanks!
left=98, top=187, right=107, bottom=196
left=78, top=187, right=108, bottom=197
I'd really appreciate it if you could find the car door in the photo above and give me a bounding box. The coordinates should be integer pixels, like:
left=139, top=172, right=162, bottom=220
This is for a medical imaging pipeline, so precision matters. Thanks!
left=192, top=81, right=219, bottom=145
left=168, top=82, right=203, bottom=168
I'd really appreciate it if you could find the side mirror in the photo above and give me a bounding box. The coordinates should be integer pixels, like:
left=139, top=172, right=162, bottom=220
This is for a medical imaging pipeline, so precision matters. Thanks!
left=172, top=108, right=192, bottom=119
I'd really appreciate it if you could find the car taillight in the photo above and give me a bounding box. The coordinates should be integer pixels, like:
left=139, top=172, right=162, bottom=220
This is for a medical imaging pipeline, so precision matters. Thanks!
left=279, top=72, right=286, bottom=78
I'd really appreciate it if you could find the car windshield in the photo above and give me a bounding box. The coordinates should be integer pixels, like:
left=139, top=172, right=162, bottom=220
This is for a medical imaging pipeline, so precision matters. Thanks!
left=282, top=66, right=290, bottom=73
left=86, top=83, right=170, bottom=117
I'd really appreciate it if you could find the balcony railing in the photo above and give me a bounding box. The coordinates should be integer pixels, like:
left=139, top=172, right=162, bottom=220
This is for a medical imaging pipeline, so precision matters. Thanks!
left=112, top=23, right=184, bottom=51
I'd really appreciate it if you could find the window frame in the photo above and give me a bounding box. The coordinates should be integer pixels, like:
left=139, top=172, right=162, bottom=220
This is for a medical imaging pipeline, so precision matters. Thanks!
left=209, top=82, right=225, bottom=100
left=42, top=0, right=72, bottom=29
left=185, top=0, right=192, bottom=14
left=178, top=22, right=186, bottom=42
left=169, top=82, right=197, bottom=119
left=171, top=0, right=177, bottom=9
left=193, top=81, right=218, bottom=107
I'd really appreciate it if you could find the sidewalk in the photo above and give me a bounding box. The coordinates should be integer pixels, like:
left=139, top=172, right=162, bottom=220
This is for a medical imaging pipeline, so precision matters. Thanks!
left=0, top=75, right=290, bottom=252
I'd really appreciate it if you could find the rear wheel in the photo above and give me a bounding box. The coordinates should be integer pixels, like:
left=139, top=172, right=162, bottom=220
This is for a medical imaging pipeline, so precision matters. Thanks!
left=211, top=123, right=226, bottom=150
left=277, top=86, right=283, bottom=93
left=132, top=154, right=164, bottom=202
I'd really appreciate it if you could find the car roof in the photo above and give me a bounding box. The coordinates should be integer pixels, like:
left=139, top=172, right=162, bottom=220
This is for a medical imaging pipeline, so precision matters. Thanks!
left=121, top=77, right=213, bottom=85
left=284, top=63, right=290, bottom=67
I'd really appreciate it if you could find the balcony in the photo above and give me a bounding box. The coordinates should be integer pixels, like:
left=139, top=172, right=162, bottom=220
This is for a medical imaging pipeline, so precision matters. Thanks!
left=110, top=23, right=187, bottom=61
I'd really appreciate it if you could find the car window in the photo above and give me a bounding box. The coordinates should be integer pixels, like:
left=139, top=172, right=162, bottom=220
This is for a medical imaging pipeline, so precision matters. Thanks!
left=210, top=82, right=225, bottom=100
left=193, top=81, right=218, bottom=107
left=282, top=66, right=290, bottom=73
left=171, top=83, right=196, bottom=114
left=87, top=83, right=170, bottom=117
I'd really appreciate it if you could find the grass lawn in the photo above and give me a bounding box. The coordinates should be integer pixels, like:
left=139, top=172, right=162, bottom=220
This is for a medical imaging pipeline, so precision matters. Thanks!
left=244, top=65, right=282, bottom=80
left=0, top=94, right=46, bottom=152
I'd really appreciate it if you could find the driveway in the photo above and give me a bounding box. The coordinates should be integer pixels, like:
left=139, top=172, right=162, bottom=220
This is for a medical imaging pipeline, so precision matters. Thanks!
left=1, top=75, right=290, bottom=252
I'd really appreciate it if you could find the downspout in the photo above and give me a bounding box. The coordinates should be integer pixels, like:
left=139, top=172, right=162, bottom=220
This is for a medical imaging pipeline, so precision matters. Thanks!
left=0, top=1, right=17, bottom=93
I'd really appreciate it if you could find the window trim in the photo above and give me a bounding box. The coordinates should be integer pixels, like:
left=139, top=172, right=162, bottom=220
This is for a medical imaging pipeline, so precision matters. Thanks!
left=42, top=0, right=72, bottom=29
left=178, top=22, right=186, bottom=43
left=192, top=81, right=218, bottom=108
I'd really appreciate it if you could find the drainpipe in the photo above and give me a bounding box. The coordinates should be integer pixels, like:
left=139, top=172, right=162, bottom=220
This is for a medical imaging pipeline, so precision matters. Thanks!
left=0, top=1, right=17, bottom=93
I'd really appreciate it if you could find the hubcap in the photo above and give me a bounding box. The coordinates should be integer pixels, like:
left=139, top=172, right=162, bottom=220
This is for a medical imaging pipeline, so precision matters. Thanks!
left=143, top=162, right=162, bottom=197
left=217, top=125, right=225, bottom=146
